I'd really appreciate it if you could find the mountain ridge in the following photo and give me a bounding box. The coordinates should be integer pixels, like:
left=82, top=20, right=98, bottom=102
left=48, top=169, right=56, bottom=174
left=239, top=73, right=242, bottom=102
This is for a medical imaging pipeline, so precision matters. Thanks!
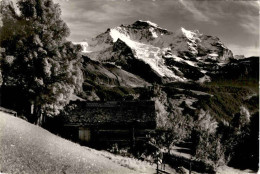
left=75, top=20, right=237, bottom=83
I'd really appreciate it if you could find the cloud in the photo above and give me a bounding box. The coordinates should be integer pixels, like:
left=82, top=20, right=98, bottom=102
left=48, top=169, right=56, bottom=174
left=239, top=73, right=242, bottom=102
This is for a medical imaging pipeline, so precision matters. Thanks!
left=59, top=1, right=139, bottom=24
left=179, top=0, right=210, bottom=22
left=239, top=15, right=259, bottom=36
left=227, top=44, right=260, bottom=57
left=236, top=1, right=259, bottom=36
left=86, top=3, right=136, bottom=22
left=178, top=0, right=259, bottom=29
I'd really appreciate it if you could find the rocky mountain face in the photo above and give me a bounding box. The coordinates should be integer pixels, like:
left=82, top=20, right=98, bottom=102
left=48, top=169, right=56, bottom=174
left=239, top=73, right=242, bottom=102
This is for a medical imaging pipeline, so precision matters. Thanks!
left=213, top=56, right=259, bottom=80
left=81, top=20, right=234, bottom=83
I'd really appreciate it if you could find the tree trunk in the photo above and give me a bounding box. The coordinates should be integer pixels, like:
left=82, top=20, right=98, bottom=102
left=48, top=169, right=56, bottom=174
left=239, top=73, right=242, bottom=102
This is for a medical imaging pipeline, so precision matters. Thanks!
left=34, top=105, right=44, bottom=126
left=36, top=111, right=43, bottom=126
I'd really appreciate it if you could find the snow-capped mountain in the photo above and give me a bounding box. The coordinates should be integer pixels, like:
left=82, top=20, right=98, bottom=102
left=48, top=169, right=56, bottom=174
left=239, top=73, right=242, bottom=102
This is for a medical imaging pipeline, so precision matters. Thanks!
left=81, top=20, right=234, bottom=83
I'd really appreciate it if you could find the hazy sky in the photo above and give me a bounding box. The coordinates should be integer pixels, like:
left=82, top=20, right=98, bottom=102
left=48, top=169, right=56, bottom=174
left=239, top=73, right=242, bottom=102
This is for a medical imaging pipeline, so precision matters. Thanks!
left=54, top=0, right=259, bottom=56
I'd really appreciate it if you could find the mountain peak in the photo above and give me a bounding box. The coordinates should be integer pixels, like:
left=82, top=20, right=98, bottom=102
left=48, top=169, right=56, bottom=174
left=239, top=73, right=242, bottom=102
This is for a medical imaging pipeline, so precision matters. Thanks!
left=131, top=20, right=159, bottom=28
left=138, top=20, right=158, bottom=27
left=174, top=27, right=201, bottom=40
left=86, top=21, right=233, bottom=68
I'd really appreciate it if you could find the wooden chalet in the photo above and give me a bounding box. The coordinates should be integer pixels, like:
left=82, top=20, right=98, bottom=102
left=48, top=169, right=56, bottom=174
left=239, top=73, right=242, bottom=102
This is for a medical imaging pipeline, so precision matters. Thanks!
left=61, top=100, right=156, bottom=149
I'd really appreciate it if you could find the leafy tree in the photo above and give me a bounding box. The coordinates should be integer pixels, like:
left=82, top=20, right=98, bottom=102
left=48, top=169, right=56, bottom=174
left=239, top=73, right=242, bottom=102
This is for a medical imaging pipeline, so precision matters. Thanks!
left=224, top=111, right=258, bottom=171
left=153, top=93, right=193, bottom=153
left=231, top=106, right=250, bottom=130
left=0, top=0, right=83, bottom=124
left=191, top=110, right=225, bottom=167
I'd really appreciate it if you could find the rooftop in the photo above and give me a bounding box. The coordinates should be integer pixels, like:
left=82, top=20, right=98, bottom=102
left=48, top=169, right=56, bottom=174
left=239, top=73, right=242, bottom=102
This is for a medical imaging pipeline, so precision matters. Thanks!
left=62, top=100, right=156, bottom=128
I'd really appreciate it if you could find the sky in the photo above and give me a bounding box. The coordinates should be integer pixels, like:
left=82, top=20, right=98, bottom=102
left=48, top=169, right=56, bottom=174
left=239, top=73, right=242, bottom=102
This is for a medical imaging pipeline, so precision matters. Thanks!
left=46, top=0, right=259, bottom=56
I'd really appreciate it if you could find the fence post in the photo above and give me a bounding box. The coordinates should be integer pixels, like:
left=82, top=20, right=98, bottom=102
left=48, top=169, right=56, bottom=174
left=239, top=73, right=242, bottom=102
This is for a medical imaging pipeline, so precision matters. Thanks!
left=189, top=155, right=192, bottom=174
left=156, top=158, right=159, bottom=174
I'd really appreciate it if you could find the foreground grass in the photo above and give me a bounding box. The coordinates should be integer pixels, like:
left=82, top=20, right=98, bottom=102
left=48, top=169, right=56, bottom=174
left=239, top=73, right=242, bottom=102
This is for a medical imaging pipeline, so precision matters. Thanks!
left=0, top=112, right=150, bottom=174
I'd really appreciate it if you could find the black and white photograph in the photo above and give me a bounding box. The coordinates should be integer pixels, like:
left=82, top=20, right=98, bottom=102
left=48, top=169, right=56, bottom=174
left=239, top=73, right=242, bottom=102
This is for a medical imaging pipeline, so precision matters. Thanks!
left=0, top=0, right=259, bottom=173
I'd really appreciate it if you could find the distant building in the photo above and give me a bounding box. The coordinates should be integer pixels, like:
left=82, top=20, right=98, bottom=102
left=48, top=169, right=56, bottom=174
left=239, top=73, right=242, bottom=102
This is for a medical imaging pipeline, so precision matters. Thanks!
left=60, top=100, right=156, bottom=149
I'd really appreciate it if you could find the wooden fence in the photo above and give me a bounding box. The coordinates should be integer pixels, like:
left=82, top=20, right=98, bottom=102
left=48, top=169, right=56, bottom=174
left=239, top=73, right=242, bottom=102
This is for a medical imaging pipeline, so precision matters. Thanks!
left=0, top=106, right=17, bottom=116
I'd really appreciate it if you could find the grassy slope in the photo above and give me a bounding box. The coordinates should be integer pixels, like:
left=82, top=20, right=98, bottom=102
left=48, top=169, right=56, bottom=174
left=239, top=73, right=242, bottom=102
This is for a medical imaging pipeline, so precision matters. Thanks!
left=202, top=80, right=258, bottom=121
left=0, top=112, right=154, bottom=174
left=164, top=80, right=258, bottom=122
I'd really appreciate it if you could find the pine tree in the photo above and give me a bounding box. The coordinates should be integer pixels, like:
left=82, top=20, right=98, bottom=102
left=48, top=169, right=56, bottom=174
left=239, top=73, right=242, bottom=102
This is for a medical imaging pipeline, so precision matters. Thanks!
left=0, top=0, right=83, bottom=124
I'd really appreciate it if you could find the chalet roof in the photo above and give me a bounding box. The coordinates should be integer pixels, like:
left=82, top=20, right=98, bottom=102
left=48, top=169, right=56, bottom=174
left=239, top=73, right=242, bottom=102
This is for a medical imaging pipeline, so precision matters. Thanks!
left=62, top=100, right=156, bottom=128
